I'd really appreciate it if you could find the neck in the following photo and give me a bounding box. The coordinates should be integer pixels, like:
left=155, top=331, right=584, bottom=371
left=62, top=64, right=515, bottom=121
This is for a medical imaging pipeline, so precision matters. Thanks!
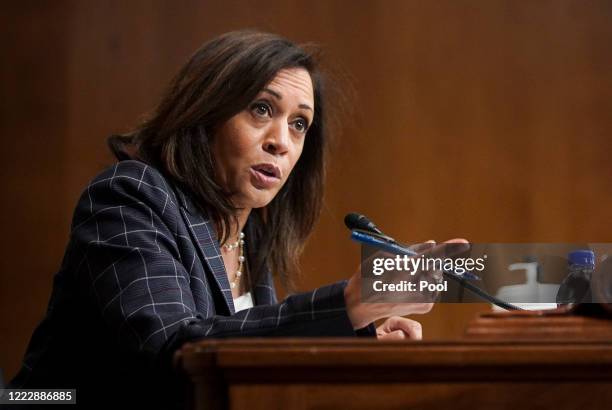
left=226, top=207, right=251, bottom=242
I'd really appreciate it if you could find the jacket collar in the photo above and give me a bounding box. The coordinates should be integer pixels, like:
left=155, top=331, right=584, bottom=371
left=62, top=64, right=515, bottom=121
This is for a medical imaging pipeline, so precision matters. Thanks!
left=173, top=184, right=278, bottom=312
left=172, top=185, right=235, bottom=314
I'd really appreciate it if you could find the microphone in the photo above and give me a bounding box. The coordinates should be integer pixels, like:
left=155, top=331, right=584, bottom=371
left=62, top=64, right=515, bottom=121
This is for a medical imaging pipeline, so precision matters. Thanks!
left=344, top=213, right=385, bottom=235
left=344, top=213, right=396, bottom=242
left=344, top=212, right=522, bottom=310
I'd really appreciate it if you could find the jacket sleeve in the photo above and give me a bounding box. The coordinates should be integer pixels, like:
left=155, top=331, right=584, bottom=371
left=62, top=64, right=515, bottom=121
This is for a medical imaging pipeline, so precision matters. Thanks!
left=69, top=161, right=375, bottom=367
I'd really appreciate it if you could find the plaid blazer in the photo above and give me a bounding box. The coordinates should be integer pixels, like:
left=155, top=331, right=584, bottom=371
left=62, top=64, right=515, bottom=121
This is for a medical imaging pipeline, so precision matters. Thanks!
left=10, top=160, right=374, bottom=408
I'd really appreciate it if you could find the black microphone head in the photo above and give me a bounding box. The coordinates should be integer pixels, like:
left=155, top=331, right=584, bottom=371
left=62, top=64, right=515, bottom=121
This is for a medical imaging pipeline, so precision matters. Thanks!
left=344, top=213, right=383, bottom=235
left=344, top=213, right=365, bottom=230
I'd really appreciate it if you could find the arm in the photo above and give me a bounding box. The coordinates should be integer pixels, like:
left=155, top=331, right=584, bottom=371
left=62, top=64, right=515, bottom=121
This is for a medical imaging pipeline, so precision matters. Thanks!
left=70, top=162, right=373, bottom=365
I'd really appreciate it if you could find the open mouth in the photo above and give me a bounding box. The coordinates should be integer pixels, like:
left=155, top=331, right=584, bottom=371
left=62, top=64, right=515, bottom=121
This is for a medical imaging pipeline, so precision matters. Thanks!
left=251, top=163, right=281, bottom=179
left=250, top=163, right=281, bottom=189
left=257, top=168, right=275, bottom=177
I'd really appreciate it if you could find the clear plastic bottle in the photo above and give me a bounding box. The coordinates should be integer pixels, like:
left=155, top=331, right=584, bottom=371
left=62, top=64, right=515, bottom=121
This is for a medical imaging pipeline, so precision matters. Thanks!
left=556, top=250, right=595, bottom=305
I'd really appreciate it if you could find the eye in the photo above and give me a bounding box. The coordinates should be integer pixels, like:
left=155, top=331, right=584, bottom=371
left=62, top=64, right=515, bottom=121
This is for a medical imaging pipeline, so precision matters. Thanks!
left=250, top=101, right=272, bottom=118
left=292, top=118, right=310, bottom=133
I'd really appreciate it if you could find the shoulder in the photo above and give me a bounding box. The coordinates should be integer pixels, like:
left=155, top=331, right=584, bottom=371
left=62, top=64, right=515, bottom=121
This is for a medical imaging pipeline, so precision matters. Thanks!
left=89, top=160, right=175, bottom=198
left=71, top=160, right=182, bottom=231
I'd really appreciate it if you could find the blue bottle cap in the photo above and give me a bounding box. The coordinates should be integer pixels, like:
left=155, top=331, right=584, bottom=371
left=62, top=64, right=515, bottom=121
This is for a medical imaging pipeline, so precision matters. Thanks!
left=568, top=250, right=595, bottom=266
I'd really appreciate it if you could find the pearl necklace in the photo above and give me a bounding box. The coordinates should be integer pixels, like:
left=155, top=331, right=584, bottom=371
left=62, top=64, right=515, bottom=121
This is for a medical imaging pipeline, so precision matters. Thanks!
left=223, top=232, right=245, bottom=289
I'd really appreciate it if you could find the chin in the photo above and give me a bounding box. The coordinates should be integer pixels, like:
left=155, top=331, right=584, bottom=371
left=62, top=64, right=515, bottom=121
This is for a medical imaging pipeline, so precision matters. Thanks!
left=239, top=189, right=278, bottom=209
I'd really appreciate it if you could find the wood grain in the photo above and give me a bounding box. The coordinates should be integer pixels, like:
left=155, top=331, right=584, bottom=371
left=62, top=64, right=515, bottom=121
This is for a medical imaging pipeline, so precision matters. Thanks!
left=2, top=0, right=611, bottom=381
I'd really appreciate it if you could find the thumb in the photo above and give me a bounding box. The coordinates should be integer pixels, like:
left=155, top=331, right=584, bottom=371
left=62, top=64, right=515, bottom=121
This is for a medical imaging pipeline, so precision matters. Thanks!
left=386, top=316, right=423, bottom=340
left=377, top=329, right=406, bottom=340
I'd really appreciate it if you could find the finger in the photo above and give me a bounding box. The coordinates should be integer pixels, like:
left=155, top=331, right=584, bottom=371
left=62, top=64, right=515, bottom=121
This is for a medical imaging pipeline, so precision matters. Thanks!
left=377, top=329, right=406, bottom=340
left=361, top=249, right=397, bottom=267
left=444, top=238, right=470, bottom=244
left=388, top=316, right=423, bottom=340
left=412, top=303, right=434, bottom=315
left=422, top=240, right=471, bottom=259
left=409, top=240, right=436, bottom=253
left=441, top=239, right=471, bottom=257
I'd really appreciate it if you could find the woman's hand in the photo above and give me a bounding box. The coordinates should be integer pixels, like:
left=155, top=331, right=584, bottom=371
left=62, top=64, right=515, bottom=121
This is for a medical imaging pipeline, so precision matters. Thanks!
left=376, top=316, right=422, bottom=340
left=344, top=238, right=469, bottom=330
left=344, top=271, right=433, bottom=329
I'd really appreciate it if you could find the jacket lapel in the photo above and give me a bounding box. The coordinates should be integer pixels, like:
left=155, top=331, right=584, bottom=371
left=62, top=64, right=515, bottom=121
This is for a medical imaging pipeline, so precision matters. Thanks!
left=174, top=188, right=235, bottom=315
left=243, top=217, right=278, bottom=306
left=252, top=269, right=278, bottom=305
left=172, top=184, right=279, bottom=311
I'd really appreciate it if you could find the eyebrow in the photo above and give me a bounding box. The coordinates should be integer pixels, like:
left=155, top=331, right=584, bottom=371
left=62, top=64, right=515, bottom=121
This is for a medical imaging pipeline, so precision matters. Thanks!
left=263, top=88, right=313, bottom=112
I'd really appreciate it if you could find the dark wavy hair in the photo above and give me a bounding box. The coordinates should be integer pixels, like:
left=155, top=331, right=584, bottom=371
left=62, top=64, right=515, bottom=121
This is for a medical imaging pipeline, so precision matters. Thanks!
left=107, top=30, right=328, bottom=291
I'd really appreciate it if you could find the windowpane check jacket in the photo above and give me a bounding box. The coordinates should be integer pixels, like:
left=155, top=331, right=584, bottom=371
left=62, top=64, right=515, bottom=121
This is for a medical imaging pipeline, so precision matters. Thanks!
left=10, top=160, right=375, bottom=408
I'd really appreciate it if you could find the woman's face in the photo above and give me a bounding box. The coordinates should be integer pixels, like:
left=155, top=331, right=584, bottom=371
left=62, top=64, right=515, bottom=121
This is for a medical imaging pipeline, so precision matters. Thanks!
left=211, top=67, right=314, bottom=210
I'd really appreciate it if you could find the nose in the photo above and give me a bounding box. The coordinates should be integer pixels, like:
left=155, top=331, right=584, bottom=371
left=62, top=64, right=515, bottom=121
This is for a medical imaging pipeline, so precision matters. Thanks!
left=262, top=120, right=289, bottom=156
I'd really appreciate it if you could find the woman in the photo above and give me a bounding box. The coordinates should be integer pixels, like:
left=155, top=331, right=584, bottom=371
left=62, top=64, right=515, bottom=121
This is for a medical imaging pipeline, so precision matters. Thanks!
left=10, top=31, right=434, bottom=408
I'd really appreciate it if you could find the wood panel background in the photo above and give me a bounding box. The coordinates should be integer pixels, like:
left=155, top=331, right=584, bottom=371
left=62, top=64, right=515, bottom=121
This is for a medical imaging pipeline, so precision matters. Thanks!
left=1, top=0, right=611, bottom=381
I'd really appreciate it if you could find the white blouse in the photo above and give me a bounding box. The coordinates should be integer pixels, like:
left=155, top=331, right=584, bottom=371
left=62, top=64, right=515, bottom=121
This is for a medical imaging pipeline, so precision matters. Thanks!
left=233, top=291, right=254, bottom=313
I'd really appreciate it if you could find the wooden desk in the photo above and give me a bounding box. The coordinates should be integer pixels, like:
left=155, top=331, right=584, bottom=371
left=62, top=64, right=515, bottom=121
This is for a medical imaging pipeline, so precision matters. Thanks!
left=177, top=330, right=612, bottom=409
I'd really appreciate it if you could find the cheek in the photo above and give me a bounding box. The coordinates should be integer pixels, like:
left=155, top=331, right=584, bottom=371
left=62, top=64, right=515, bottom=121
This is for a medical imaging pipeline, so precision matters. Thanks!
left=216, top=125, right=258, bottom=173
left=288, top=141, right=305, bottom=171
left=223, top=134, right=251, bottom=160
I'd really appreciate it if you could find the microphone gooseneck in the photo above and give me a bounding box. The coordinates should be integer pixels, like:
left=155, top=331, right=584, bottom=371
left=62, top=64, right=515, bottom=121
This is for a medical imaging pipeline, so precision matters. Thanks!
left=344, top=212, right=523, bottom=311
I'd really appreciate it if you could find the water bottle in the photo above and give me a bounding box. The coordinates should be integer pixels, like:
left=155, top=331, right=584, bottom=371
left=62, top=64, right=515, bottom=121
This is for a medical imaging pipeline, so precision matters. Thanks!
left=556, top=250, right=595, bottom=305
